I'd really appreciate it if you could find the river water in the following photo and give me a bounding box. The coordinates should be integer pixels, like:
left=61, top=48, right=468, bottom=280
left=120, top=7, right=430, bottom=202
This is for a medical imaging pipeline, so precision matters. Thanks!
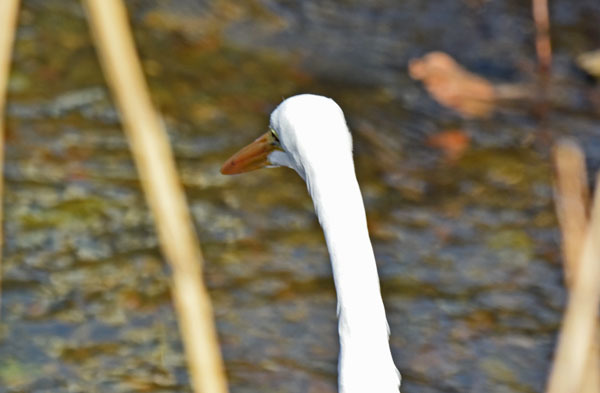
left=1, top=0, right=600, bottom=392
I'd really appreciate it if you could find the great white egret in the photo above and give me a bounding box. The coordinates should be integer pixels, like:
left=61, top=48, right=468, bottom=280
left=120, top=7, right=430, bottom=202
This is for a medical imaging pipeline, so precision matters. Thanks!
left=221, top=94, right=401, bottom=393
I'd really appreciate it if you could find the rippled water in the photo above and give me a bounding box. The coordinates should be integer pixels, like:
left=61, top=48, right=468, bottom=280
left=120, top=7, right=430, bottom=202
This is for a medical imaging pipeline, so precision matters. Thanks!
left=1, top=0, right=600, bottom=392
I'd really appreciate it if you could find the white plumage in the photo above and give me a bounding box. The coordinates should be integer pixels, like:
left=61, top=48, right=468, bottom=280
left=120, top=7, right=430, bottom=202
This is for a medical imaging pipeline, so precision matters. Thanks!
left=222, top=94, right=401, bottom=393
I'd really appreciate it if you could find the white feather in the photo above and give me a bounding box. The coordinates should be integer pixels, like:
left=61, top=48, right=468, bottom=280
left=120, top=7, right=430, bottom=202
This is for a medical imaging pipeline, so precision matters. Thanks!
left=268, top=94, right=401, bottom=393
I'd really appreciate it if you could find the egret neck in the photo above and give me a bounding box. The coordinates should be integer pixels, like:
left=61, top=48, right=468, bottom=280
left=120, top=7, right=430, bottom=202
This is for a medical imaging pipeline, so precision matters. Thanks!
left=221, top=94, right=401, bottom=393
left=305, top=157, right=400, bottom=393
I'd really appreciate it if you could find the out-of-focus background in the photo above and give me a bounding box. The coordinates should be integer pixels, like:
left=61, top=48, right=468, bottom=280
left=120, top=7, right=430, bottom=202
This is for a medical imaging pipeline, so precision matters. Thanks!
left=1, top=0, right=599, bottom=392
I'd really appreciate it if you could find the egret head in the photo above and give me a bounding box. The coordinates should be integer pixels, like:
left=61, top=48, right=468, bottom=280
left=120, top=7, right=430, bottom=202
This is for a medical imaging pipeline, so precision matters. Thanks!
left=220, top=94, right=353, bottom=180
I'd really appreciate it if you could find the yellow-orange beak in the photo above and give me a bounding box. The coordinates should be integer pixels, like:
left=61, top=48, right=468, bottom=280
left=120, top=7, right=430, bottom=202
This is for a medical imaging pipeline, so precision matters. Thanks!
left=220, top=131, right=279, bottom=175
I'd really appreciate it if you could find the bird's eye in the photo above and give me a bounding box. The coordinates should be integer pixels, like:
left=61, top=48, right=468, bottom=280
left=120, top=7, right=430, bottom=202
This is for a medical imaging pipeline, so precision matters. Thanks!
left=270, top=128, right=280, bottom=144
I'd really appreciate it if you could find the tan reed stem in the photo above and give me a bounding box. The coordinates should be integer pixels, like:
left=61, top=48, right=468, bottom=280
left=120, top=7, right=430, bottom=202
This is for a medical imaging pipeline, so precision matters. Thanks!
left=546, top=168, right=600, bottom=393
left=0, top=0, right=21, bottom=320
left=552, top=140, right=600, bottom=393
left=82, top=1, right=228, bottom=392
left=554, top=140, right=590, bottom=286
left=532, top=0, right=552, bottom=74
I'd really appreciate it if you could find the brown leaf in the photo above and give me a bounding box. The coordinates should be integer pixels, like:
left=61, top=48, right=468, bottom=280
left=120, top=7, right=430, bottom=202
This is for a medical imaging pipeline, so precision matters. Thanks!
left=427, top=129, right=470, bottom=160
left=409, top=51, right=496, bottom=118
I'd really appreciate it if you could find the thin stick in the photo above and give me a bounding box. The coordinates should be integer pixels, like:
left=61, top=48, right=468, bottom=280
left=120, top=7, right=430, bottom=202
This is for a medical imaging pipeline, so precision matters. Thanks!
left=546, top=171, right=600, bottom=393
left=554, top=140, right=590, bottom=286
left=553, top=140, right=600, bottom=393
left=82, top=1, right=228, bottom=392
left=0, top=0, right=21, bottom=319
left=532, top=0, right=552, bottom=74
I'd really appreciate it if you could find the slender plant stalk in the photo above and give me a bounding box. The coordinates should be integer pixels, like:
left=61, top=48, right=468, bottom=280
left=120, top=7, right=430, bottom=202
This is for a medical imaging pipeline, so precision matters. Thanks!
left=552, top=141, right=600, bottom=393
left=82, top=1, right=228, bottom=392
left=0, top=0, right=21, bottom=320
left=532, top=0, right=552, bottom=74
left=546, top=169, right=600, bottom=393
left=554, top=140, right=590, bottom=286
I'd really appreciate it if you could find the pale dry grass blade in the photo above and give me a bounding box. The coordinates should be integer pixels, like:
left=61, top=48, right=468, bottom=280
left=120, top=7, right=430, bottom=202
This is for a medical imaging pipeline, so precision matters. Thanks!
left=82, top=1, right=228, bottom=392
left=0, top=0, right=21, bottom=319
left=532, top=0, right=552, bottom=73
left=553, top=140, right=600, bottom=393
left=546, top=169, right=600, bottom=393
left=554, top=140, right=590, bottom=285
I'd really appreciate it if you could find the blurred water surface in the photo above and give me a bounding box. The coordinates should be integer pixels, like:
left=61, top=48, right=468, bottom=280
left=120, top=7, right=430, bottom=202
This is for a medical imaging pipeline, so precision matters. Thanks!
left=1, top=0, right=600, bottom=392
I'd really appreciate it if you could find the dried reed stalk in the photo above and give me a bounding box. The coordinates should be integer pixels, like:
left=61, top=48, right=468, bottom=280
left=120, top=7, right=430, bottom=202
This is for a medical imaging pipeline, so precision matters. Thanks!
left=82, top=1, right=228, bottom=392
left=553, top=140, right=600, bottom=393
left=532, top=0, right=552, bottom=74
left=546, top=164, right=600, bottom=393
left=554, top=140, right=590, bottom=286
left=0, top=0, right=21, bottom=319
